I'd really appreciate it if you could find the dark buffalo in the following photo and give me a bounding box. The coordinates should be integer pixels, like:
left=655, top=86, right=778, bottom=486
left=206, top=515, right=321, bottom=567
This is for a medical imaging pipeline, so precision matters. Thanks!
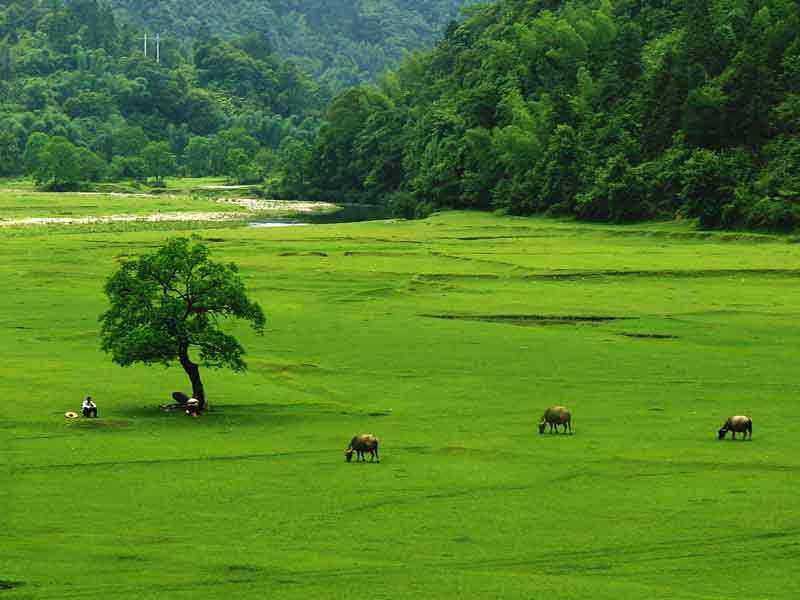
left=718, top=415, right=752, bottom=440
left=538, top=406, right=572, bottom=434
left=345, top=433, right=380, bottom=462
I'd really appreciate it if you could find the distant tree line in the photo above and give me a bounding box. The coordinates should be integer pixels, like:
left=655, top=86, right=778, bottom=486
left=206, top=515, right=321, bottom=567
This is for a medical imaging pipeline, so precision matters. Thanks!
left=0, top=0, right=326, bottom=188
left=301, top=0, right=800, bottom=232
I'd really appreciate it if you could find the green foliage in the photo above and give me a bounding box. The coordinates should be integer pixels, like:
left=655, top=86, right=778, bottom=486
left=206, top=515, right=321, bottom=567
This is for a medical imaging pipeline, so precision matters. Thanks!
left=100, top=235, right=265, bottom=405
left=0, top=128, right=21, bottom=175
left=142, top=141, right=176, bottom=183
left=109, top=155, right=146, bottom=181
left=302, top=0, right=800, bottom=231
left=274, top=138, right=313, bottom=199
left=183, top=136, right=212, bottom=178
left=29, top=135, right=81, bottom=188
left=0, top=0, right=326, bottom=186
left=107, top=0, right=474, bottom=89
left=680, top=148, right=747, bottom=229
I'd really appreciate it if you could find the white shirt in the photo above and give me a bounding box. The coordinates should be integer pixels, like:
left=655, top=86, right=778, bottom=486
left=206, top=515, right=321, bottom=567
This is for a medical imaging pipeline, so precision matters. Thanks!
left=82, top=399, right=96, bottom=410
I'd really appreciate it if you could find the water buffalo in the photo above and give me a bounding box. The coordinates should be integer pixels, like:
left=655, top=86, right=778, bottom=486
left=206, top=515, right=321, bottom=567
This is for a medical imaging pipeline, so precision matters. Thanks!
left=538, top=406, right=572, bottom=434
left=345, top=433, right=380, bottom=462
left=718, top=415, right=752, bottom=440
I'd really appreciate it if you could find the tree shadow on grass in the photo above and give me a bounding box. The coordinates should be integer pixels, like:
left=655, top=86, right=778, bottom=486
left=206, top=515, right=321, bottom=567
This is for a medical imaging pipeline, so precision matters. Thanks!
left=0, top=581, right=23, bottom=590
left=111, top=401, right=392, bottom=428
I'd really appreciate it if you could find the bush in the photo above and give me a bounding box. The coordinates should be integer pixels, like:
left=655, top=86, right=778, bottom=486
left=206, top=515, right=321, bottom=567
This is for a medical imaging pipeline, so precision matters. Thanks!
left=387, top=191, right=417, bottom=219
left=576, top=155, right=654, bottom=223
left=743, top=196, right=800, bottom=232
left=680, top=148, right=752, bottom=229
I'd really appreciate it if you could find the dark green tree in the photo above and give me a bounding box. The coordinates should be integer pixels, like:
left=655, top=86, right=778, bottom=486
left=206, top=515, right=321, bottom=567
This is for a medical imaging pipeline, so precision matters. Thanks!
left=142, top=141, right=176, bottom=184
left=23, top=133, right=50, bottom=176
left=100, top=236, right=266, bottom=408
left=0, top=130, right=21, bottom=175
left=184, top=136, right=213, bottom=177
left=680, top=149, right=740, bottom=228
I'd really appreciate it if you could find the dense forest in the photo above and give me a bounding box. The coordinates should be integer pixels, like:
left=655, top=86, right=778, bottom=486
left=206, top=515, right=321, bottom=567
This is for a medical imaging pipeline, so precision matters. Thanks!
left=0, top=0, right=327, bottom=187
left=304, top=0, right=800, bottom=231
left=106, top=0, right=475, bottom=90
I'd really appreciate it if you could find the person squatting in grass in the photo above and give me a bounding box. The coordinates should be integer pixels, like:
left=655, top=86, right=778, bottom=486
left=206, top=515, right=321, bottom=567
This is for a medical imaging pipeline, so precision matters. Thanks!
left=186, top=397, right=201, bottom=417
left=81, top=396, right=97, bottom=418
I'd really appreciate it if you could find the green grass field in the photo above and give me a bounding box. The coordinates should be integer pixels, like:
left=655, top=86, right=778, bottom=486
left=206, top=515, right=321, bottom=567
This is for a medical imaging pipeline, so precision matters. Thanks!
left=0, top=188, right=241, bottom=219
left=2, top=204, right=800, bottom=599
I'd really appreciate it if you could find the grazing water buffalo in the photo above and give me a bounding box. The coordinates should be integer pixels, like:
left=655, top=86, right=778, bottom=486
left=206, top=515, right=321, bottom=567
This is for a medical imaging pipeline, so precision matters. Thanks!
left=345, top=433, right=380, bottom=462
left=538, top=406, right=572, bottom=434
left=718, top=415, right=752, bottom=440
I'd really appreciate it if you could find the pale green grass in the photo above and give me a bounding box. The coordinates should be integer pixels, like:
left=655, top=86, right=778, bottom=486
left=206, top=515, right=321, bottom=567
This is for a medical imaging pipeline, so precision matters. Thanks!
left=0, top=189, right=241, bottom=220
left=0, top=177, right=36, bottom=191
left=2, top=211, right=800, bottom=598
left=161, top=176, right=233, bottom=190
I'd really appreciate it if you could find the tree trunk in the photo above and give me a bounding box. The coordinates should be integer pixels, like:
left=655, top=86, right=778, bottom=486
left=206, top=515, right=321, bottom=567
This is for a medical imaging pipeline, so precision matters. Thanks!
left=179, top=345, right=206, bottom=408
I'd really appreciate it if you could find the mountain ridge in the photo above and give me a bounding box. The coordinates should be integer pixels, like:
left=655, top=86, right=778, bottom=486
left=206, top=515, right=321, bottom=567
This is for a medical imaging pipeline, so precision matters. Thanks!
left=105, top=0, right=476, bottom=89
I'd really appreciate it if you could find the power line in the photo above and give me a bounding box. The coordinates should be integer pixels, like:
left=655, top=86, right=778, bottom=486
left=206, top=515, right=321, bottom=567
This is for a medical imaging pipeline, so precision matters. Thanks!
left=143, top=32, right=164, bottom=63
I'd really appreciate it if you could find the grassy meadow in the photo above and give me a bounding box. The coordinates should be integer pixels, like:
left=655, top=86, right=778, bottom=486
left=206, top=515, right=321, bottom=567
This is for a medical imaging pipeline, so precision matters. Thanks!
left=0, top=188, right=241, bottom=220
left=2, top=200, right=800, bottom=598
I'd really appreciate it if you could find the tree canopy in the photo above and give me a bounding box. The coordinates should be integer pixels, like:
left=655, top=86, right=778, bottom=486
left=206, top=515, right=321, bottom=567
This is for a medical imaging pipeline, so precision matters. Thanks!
left=106, top=0, right=475, bottom=90
left=100, top=236, right=265, bottom=407
left=302, top=0, right=800, bottom=232
left=0, top=0, right=326, bottom=187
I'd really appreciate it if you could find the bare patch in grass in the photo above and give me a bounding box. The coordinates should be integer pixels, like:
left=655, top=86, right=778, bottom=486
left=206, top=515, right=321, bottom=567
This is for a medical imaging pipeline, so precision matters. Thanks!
left=524, top=268, right=800, bottom=281
left=422, top=313, right=632, bottom=326
left=343, top=251, right=420, bottom=257
left=279, top=251, right=328, bottom=257
left=619, top=332, right=678, bottom=340
left=416, top=273, right=501, bottom=281
left=114, top=554, right=145, bottom=562
left=227, top=565, right=265, bottom=573
left=336, top=287, right=403, bottom=302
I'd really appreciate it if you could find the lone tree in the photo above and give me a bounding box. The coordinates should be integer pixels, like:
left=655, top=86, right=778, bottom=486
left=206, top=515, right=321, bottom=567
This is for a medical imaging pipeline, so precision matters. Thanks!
left=142, top=141, right=176, bottom=185
left=100, top=236, right=265, bottom=408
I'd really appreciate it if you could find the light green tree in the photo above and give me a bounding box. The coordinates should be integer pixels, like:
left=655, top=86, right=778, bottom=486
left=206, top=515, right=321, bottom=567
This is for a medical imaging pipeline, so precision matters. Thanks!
left=100, top=236, right=265, bottom=408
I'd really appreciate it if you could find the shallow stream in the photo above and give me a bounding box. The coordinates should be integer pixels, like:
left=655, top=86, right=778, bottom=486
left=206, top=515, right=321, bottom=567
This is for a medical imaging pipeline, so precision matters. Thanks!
left=248, top=203, right=390, bottom=227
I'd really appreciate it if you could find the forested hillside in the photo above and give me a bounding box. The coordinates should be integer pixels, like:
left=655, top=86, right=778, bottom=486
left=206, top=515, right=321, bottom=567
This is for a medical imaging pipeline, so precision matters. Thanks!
left=306, top=0, right=800, bottom=231
left=106, top=0, right=475, bottom=90
left=0, top=0, right=326, bottom=186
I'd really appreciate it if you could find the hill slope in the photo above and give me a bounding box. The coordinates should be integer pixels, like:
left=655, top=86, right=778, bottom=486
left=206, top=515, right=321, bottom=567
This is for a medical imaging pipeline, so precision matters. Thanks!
left=0, top=0, right=326, bottom=185
left=105, top=0, right=475, bottom=89
left=305, top=0, right=800, bottom=232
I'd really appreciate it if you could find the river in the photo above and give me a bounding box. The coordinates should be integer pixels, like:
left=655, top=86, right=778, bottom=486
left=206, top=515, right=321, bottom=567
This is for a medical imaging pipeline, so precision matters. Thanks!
left=248, top=203, right=391, bottom=227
